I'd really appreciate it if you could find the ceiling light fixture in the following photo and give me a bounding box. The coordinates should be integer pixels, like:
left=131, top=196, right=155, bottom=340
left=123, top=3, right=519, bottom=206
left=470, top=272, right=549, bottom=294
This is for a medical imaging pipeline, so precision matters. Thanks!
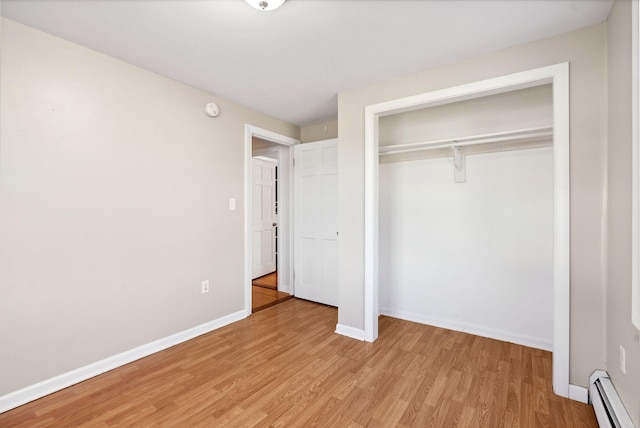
left=245, top=0, right=285, bottom=11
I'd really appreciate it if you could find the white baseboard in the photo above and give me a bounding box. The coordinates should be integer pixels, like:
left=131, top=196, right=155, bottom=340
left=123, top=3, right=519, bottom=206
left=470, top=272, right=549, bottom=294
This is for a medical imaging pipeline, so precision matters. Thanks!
left=569, top=384, right=589, bottom=403
left=380, top=307, right=553, bottom=352
left=335, top=323, right=365, bottom=341
left=0, top=310, right=246, bottom=414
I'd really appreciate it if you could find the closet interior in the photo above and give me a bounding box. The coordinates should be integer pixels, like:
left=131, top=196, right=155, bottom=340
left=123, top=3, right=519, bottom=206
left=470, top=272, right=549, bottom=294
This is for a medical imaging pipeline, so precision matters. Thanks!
left=378, top=84, right=555, bottom=351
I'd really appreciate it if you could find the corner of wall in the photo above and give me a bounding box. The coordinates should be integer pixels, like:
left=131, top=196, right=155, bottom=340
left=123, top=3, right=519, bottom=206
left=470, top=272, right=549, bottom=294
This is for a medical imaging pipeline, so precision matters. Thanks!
left=300, top=119, right=338, bottom=143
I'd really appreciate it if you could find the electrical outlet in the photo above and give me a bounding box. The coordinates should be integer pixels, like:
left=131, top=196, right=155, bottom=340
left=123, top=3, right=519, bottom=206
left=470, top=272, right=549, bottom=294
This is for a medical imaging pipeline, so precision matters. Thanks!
left=619, top=345, right=626, bottom=374
left=201, top=280, right=210, bottom=294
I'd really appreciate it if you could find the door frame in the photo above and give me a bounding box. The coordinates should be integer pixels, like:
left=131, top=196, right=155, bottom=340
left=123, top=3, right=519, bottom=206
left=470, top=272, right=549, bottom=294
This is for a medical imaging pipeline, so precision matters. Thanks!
left=244, top=125, right=299, bottom=316
left=363, top=63, right=571, bottom=397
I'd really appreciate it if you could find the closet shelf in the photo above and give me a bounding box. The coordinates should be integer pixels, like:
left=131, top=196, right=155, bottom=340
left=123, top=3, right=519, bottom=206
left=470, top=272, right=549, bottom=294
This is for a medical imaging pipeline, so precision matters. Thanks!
left=378, top=125, right=553, bottom=156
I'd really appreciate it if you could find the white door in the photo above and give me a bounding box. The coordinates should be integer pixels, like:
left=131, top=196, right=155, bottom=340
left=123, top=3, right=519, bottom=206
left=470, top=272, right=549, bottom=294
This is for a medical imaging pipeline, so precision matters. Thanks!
left=252, top=157, right=277, bottom=279
left=294, top=139, right=339, bottom=306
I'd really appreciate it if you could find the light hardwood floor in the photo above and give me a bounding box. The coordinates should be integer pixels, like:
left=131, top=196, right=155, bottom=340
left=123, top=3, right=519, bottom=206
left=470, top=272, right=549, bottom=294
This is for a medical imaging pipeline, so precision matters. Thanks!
left=0, top=299, right=597, bottom=427
left=252, top=285, right=292, bottom=313
left=252, top=272, right=278, bottom=290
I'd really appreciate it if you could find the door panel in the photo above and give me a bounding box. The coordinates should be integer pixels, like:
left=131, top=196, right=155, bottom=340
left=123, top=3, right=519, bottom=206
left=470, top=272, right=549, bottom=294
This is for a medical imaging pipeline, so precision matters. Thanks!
left=252, top=157, right=277, bottom=279
left=294, top=139, right=339, bottom=306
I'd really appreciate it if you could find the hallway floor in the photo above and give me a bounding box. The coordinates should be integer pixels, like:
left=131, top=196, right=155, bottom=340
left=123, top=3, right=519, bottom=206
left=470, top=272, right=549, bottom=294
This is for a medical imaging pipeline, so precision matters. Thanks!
left=252, top=272, right=291, bottom=313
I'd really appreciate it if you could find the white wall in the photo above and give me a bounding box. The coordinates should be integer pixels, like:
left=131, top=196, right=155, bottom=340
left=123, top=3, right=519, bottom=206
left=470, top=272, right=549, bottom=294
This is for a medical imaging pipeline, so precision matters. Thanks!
left=379, top=147, right=554, bottom=350
left=379, top=85, right=552, bottom=147
left=0, top=19, right=299, bottom=397
left=252, top=138, right=293, bottom=293
left=378, top=86, right=555, bottom=350
left=300, top=119, right=338, bottom=143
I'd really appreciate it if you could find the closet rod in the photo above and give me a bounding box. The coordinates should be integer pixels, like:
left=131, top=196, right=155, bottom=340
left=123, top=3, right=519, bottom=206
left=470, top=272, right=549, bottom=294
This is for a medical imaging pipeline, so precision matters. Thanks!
left=379, top=125, right=553, bottom=155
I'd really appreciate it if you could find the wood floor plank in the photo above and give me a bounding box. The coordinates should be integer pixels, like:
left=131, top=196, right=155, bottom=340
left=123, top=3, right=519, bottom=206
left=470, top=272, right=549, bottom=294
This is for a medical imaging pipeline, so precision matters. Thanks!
left=251, top=283, right=291, bottom=313
left=0, top=298, right=598, bottom=427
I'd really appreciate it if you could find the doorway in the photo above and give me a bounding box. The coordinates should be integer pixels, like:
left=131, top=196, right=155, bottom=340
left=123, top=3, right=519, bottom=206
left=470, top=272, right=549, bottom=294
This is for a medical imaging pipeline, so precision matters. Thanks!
left=244, top=125, right=299, bottom=316
left=251, top=152, right=290, bottom=312
left=251, top=155, right=278, bottom=282
left=362, top=63, right=571, bottom=397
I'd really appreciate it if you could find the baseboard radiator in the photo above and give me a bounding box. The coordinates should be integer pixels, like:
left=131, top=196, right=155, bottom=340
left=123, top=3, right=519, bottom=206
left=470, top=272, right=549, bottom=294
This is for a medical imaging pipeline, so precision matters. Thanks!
left=589, top=370, right=634, bottom=428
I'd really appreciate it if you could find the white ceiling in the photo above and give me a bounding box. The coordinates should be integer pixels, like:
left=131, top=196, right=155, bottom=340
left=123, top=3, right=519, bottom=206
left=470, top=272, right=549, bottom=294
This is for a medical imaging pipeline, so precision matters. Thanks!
left=2, top=0, right=614, bottom=127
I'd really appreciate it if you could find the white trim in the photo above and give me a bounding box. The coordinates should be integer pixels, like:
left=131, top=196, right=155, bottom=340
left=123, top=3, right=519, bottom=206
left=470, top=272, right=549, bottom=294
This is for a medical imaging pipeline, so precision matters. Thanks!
left=632, top=0, right=640, bottom=331
left=0, top=310, right=246, bottom=414
left=363, top=63, right=571, bottom=397
left=245, top=125, right=299, bottom=314
left=379, top=307, right=553, bottom=352
left=589, top=370, right=635, bottom=427
left=335, top=323, right=366, bottom=341
left=568, top=384, right=589, bottom=404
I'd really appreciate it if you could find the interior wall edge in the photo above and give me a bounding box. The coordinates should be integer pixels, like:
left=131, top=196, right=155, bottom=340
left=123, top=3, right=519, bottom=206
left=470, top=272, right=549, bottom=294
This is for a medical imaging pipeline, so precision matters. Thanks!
left=1, top=18, right=299, bottom=395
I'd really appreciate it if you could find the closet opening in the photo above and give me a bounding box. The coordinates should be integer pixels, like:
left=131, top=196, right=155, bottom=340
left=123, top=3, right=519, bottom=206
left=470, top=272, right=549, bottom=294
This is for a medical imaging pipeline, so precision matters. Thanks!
left=363, top=63, right=571, bottom=397
left=378, top=85, right=554, bottom=351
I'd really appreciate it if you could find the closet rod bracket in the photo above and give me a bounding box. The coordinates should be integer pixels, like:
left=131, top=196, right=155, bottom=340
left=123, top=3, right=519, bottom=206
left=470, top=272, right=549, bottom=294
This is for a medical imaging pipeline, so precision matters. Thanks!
left=452, top=144, right=466, bottom=183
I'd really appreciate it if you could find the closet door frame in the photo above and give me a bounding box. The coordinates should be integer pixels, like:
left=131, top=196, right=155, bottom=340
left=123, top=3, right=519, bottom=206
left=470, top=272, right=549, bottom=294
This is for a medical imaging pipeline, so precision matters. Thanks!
left=363, top=63, right=570, bottom=398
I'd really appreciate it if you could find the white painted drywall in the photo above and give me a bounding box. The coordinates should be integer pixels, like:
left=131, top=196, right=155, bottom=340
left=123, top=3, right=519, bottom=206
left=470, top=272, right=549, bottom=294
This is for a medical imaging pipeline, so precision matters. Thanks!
left=300, top=119, right=338, bottom=143
left=0, top=18, right=299, bottom=397
left=379, top=147, right=554, bottom=350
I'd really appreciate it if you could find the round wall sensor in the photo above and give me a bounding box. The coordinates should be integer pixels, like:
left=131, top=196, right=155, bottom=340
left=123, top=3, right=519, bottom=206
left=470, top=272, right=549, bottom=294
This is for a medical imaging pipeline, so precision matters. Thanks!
left=204, top=102, right=220, bottom=118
